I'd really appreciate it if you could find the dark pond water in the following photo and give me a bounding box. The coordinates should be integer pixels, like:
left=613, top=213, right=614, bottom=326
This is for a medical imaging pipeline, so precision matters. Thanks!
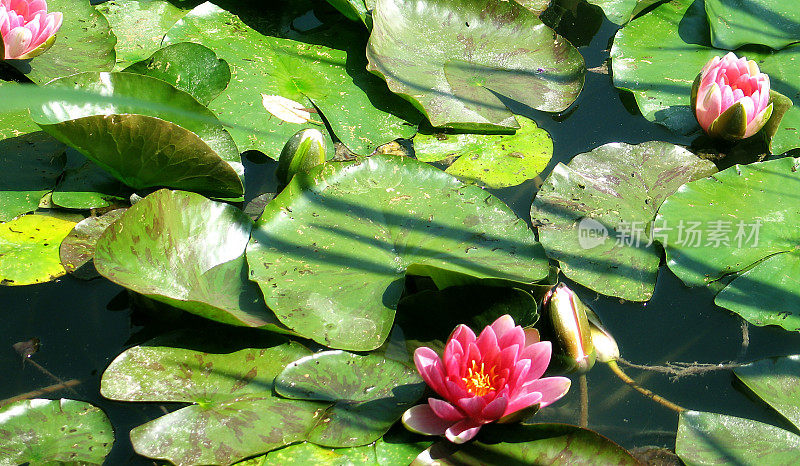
left=3, top=3, right=800, bottom=464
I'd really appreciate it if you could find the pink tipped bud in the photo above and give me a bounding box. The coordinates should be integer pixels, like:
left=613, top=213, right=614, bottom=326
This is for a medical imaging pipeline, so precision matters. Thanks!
left=1, top=1, right=63, bottom=60
left=692, top=52, right=773, bottom=140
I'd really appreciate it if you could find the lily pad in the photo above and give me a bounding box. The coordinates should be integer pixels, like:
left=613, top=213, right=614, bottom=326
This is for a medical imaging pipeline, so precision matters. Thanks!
left=94, top=189, right=287, bottom=331
left=734, top=355, right=800, bottom=430
left=251, top=442, right=376, bottom=465
left=0, top=132, right=66, bottom=222
left=162, top=2, right=419, bottom=157
left=412, top=423, right=639, bottom=464
left=366, top=0, right=585, bottom=130
left=95, top=0, right=189, bottom=70
left=325, top=0, right=371, bottom=26
left=676, top=411, right=800, bottom=465
left=51, top=149, right=128, bottom=210
left=0, top=398, right=114, bottom=465
left=246, top=154, right=549, bottom=351
left=414, top=117, right=553, bottom=189
left=60, top=209, right=127, bottom=280
left=657, top=157, right=800, bottom=331
left=584, top=0, right=666, bottom=24
left=275, top=350, right=425, bottom=447
left=531, top=141, right=716, bottom=301
left=0, top=215, right=76, bottom=286
left=704, top=0, right=800, bottom=51
left=611, top=0, right=800, bottom=154
left=123, top=42, right=231, bottom=105
left=7, top=0, right=117, bottom=85
left=101, top=333, right=328, bottom=465
left=30, top=71, right=243, bottom=198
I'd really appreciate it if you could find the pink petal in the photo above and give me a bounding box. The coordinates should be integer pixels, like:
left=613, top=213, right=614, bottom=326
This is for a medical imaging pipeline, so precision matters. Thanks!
left=497, top=325, right=524, bottom=352
left=456, top=395, right=487, bottom=419
left=504, top=392, right=543, bottom=416
left=414, top=347, right=447, bottom=395
left=480, top=396, right=508, bottom=421
left=744, top=103, right=773, bottom=138
left=720, top=85, right=734, bottom=110
left=402, top=404, right=453, bottom=436
left=489, top=314, right=515, bottom=340
left=475, top=325, right=500, bottom=366
left=739, top=95, right=755, bottom=123
left=445, top=378, right=470, bottom=401
left=520, top=377, right=571, bottom=408
left=428, top=398, right=465, bottom=422
left=519, top=340, right=552, bottom=381
left=523, top=327, right=540, bottom=345
left=498, top=344, right=520, bottom=373
left=449, top=324, right=476, bottom=348
left=4, top=25, right=31, bottom=58
left=697, top=83, right=722, bottom=131
left=445, top=419, right=482, bottom=444
left=507, top=358, right=531, bottom=393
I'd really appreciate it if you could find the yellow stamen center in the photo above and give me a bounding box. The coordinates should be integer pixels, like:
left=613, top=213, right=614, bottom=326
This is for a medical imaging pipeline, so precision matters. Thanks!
left=462, top=360, right=498, bottom=397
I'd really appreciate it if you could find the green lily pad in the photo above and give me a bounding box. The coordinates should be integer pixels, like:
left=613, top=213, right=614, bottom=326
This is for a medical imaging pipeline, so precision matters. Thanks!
left=584, top=0, right=666, bottom=24
left=413, top=117, right=553, bottom=189
left=0, top=398, right=114, bottom=465
left=95, top=0, right=189, bottom=70
left=60, top=209, right=127, bottom=280
left=0, top=215, right=75, bottom=286
left=531, top=141, right=716, bottom=301
left=51, top=149, right=128, bottom=210
left=325, top=0, right=371, bottom=26
left=275, top=350, right=425, bottom=447
left=7, top=0, right=117, bottom=85
left=705, top=0, right=800, bottom=50
left=162, top=2, right=419, bottom=157
left=366, top=0, right=585, bottom=130
left=413, top=423, right=639, bottom=464
left=101, top=333, right=328, bottom=465
left=611, top=0, right=800, bottom=154
left=676, top=411, right=800, bottom=465
left=0, top=132, right=66, bottom=222
left=124, top=42, right=231, bottom=105
left=0, top=82, right=41, bottom=140
left=734, top=355, right=800, bottom=430
left=658, top=157, right=800, bottom=331
left=94, top=189, right=287, bottom=331
left=30, top=71, right=243, bottom=198
left=246, top=154, right=549, bottom=351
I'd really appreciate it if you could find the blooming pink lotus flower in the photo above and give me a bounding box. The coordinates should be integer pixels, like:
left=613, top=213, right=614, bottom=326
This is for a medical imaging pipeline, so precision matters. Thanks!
left=692, top=52, right=773, bottom=140
left=0, top=0, right=63, bottom=60
left=402, top=315, right=571, bottom=443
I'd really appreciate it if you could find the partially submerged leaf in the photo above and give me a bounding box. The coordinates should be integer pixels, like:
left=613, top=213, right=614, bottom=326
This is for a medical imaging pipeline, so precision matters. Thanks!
left=51, top=149, right=128, bottom=210
left=0, top=215, right=76, bottom=286
left=0, top=398, right=114, bottom=465
left=734, top=355, right=800, bottom=430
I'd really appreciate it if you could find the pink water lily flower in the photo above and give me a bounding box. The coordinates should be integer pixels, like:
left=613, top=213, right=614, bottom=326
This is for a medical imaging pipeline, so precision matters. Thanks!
left=402, top=315, right=571, bottom=444
left=0, top=0, right=63, bottom=60
left=692, top=52, right=773, bottom=140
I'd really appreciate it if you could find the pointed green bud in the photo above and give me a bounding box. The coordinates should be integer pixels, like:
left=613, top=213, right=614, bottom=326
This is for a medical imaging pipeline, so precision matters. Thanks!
left=585, top=307, right=619, bottom=363
left=276, top=129, right=327, bottom=186
left=708, top=101, right=748, bottom=140
left=542, top=282, right=596, bottom=374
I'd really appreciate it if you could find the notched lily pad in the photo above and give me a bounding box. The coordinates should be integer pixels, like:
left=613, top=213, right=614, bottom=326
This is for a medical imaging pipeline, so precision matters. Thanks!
left=0, top=398, right=114, bottom=465
left=246, top=154, right=549, bottom=351
left=367, top=0, right=585, bottom=130
left=658, top=157, right=800, bottom=331
left=0, top=215, right=76, bottom=286
left=275, top=350, right=425, bottom=447
left=734, top=355, right=800, bottom=430
left=705, top=0, right=800, bottom=51
left=94, top=189, right=287, bottom=331
left=532, top=141, right=716, bottom=301
left=30, top=71, right=243, bottom=198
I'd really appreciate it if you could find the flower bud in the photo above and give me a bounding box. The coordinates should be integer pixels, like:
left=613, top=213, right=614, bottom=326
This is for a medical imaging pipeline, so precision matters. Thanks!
left=1, top=1, right=62, bottom=60
left=586, top=308, right=619, bottom=363
left=692, top=52, right=773, bottom=140
left=542, top=282, right=596, bottom=374
left=276, top=128, right=326, bottom=186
